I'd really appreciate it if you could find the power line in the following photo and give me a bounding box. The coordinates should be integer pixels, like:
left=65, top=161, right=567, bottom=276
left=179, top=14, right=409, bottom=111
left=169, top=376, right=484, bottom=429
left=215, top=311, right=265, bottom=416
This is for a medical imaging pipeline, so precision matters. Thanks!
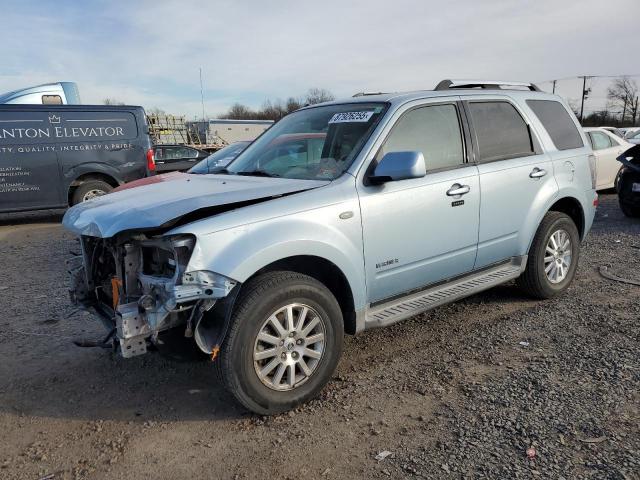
left=537, top=74, right=640, bottom=84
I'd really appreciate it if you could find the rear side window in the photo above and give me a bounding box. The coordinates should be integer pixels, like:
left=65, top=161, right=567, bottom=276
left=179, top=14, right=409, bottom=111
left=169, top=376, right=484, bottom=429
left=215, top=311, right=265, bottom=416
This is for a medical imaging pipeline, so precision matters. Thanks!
left=378, top=104, right=465, bottom=171
left=590, top=131, right=612, bottom=150
left=467, top=101, right=534, bottom=163
left=526, top=100, right=584, bottom=150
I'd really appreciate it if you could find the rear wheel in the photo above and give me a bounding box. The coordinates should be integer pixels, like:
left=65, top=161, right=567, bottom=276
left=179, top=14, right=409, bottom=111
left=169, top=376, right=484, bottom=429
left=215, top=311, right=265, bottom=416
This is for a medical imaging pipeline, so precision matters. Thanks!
left=517, top=212, right=580, bottom=299
left=217, top=271, right=343, bottom=415
left=71, top=180, right=113, bottom=205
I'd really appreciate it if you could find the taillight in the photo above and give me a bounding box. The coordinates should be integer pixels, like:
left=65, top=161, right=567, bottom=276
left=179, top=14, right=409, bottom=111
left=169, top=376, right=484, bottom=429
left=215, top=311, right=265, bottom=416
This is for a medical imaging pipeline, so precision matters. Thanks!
left=146, top=148, right=156, bottom=172
left=588, top=154, right=596, bottom=189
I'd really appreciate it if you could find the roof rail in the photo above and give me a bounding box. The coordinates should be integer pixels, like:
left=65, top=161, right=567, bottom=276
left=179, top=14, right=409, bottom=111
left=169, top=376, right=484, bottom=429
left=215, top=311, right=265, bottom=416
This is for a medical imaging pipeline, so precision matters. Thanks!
left=352, top=91, right=387, bottom=97
left=434, top=79, right=541, bottom=92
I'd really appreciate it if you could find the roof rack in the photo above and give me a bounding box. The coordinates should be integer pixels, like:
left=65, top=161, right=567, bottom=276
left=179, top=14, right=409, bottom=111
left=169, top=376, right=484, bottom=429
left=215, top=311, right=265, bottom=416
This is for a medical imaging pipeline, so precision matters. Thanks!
left=352, top=91, right=387, bottom=97
left=434, top=79, right=541, bottom=92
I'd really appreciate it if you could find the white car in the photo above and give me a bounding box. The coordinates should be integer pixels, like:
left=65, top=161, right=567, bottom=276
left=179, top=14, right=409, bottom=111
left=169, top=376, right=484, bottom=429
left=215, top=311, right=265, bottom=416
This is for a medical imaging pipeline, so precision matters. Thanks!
left=584, top=127, right=632, bottom=190
left=622, top=127, right=640, bottom=139
left=625, top=129, right=640, bottom=145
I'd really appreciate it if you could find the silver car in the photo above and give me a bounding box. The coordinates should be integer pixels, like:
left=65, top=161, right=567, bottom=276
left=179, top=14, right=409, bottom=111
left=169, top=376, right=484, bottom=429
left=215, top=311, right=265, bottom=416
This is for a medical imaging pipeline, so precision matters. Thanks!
left=64, top=80, right=597, bottom=414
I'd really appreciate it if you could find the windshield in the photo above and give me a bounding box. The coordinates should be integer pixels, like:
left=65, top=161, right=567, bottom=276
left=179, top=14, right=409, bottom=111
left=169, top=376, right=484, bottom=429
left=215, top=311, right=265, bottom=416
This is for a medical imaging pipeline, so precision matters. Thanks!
left=628, top=130, right=640, bottom=140
left=226, top=103, right=387, bottom=180
left=188, top=141, right=250, bottom=174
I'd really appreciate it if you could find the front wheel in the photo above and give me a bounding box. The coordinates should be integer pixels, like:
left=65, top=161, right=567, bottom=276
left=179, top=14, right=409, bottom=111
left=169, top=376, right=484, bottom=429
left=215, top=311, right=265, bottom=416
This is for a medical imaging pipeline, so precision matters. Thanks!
left=217, top=271, right=343, bottom=415
left=517, top=212, right=580, bottom=299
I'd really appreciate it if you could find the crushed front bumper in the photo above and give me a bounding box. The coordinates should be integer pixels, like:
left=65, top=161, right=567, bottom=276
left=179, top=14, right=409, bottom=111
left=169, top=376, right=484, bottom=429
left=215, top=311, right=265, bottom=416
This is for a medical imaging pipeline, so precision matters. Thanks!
left=67, top=234, right=236, bottom=358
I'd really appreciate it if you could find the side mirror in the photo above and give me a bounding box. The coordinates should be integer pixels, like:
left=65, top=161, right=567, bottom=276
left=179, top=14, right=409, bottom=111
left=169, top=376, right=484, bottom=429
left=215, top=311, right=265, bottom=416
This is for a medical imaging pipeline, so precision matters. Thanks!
left=369, top=151, right=426, bottom=184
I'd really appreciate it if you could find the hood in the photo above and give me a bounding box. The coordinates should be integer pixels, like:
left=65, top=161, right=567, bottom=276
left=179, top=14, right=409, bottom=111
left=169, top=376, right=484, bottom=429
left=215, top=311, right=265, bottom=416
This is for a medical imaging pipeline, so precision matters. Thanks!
left=63, top=174, right=329, bottom=238
left=112, top=171, right=188, bottom=192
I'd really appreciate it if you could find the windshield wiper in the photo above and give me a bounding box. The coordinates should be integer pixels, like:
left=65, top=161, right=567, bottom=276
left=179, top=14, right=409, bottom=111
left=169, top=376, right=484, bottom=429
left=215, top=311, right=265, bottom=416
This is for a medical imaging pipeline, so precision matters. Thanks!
left=210, top=167, right=231, bottom=175
left=236, top=170, right=280, bottom=178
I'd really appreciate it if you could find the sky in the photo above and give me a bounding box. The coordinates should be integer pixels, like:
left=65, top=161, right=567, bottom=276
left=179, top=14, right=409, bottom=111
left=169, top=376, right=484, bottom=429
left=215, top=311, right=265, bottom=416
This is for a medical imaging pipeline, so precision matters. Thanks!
left=0, top=0, right=638, bottom=118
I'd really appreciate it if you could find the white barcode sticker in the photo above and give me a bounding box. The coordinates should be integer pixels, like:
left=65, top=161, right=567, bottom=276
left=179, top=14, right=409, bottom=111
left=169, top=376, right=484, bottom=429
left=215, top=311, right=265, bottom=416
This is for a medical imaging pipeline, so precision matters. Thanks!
left=329, top=111, right=374, bottom=124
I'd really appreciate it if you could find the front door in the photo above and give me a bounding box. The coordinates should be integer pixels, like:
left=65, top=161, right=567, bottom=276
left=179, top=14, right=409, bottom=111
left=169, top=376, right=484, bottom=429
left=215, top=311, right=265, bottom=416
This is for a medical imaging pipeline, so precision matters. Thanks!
left=357, top=102, right=480, bottom=303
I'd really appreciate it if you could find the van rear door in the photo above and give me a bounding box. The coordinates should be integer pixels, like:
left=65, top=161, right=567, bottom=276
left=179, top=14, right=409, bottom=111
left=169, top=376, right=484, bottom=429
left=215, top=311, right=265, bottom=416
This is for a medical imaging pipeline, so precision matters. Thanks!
left=0, top=109, right=63, bottom=212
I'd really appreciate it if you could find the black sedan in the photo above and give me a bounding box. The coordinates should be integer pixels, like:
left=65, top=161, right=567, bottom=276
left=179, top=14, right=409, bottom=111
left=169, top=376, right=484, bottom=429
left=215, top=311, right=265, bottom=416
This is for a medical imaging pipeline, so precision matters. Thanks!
left=153, top=145, right=209, bottom=172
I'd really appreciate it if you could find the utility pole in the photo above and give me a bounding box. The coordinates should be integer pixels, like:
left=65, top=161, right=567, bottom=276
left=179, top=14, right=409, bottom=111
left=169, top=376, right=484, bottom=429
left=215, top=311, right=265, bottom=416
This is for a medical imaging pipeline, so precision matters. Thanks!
left=199, top=67, right=206, bottom=122
left=579, top=76, right=591, bottom=124
left=552, top=80, right=557, bottom=94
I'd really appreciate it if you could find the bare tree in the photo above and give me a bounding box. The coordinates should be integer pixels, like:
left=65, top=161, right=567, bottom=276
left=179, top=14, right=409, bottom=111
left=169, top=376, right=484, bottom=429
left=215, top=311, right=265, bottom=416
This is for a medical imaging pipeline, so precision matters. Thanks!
left=224, top=103, right=255, bottom=119
left=220, top=88, right=336, bottom=121
left=103, top=98, right=125, bottom=105
left=305, top=88, right=335, bottom=105
left=607, top=77, right=639, bottom=125
left=147, top=107, right=166, bottom=116
left=630, top=96, right=639, bottom=126
left=285, top=97, right=303, bottom=113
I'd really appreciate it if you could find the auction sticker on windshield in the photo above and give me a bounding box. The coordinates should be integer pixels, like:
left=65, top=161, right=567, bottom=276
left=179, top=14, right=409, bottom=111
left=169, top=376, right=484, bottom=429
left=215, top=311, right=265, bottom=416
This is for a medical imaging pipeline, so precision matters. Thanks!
left=329, top=111, right=374, bottom=123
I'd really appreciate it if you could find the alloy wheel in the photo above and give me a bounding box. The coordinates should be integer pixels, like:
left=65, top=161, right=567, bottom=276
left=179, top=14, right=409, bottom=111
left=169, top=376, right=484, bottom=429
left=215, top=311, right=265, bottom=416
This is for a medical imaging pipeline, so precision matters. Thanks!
left=544, top=229, right=572, bottom=284
left=253, top=303, right=326, bottom=391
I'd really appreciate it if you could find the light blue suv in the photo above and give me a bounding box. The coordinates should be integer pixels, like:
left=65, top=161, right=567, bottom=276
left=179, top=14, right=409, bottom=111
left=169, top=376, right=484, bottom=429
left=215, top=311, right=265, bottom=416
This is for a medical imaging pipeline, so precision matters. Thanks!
left=64, top=80, right=598, bottom=414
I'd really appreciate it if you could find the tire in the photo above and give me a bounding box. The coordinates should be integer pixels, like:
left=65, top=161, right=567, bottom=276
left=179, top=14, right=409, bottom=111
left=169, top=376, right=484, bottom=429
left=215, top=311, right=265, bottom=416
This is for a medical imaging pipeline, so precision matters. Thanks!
left=517, top=212, right=580, bottom=299
left=217, top=271, right=343, bottom=415
left=619, top=201, right=640, bottom=218
left=71, top=180, right=113, bottom=205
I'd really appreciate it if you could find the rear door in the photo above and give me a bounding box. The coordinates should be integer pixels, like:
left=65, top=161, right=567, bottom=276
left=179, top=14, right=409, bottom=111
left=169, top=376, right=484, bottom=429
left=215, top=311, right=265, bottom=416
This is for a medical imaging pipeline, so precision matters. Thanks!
left=0, top=108, right=63, bottom=211
left=462, top=97, right=557, bottom=269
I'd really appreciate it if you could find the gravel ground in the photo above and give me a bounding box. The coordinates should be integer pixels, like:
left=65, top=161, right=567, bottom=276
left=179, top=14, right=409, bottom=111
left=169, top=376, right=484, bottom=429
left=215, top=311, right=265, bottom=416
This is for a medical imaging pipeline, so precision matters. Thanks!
left=0, top=194, right=638, bottom=480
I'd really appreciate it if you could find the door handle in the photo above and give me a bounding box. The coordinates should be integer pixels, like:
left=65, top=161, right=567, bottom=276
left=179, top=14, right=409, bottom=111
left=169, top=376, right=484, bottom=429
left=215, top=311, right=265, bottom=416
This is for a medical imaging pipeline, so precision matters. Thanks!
left=446, top=183, right=470, bottom=196
left=529, top=167, right=547, bottom=178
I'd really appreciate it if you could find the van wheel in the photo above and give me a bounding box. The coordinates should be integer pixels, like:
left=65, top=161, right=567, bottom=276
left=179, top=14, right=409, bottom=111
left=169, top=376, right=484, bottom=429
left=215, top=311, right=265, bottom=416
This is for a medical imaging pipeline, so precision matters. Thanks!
left=71, top=180, right=113, bottom=205
left=217, top=271, right=343, bottom=415
left=517, top=212, right=580, bottom=299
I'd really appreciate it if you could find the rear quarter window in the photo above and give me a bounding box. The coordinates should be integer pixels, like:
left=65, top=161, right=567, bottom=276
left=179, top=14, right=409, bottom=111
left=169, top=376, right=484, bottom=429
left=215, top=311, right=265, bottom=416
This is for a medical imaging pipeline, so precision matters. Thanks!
left=526, top=100, right=584, bottom=151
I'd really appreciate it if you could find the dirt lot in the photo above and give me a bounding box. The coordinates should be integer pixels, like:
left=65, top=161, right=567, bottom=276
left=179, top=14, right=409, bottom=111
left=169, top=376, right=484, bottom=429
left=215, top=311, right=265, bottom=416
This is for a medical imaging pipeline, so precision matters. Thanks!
left=0, top=194, right=638, bottom=480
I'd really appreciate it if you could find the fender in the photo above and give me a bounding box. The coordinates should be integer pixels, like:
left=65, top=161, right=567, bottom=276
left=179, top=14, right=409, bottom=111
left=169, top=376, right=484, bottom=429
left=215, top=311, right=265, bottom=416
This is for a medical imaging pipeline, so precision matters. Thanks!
left=63, top=161, right=125, bottom=187
left=185, top=215, right=367, bottom=312
left=523, top=185, right=592, bottom=254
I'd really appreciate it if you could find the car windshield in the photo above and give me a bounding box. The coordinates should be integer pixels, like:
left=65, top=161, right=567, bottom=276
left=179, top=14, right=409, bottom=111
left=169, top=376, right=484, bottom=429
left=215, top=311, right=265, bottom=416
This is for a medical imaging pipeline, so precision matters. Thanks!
left=628, top=130, right=640, bottom=139
left=225, top=103, right=388, bottom=180
left=188, top=141, right=250, bottom=174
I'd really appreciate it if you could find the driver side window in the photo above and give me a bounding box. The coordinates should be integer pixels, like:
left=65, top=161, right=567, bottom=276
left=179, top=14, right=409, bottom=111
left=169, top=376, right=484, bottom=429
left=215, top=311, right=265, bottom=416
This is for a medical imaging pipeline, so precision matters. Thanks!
left=378, top=104, right=465, bottom=171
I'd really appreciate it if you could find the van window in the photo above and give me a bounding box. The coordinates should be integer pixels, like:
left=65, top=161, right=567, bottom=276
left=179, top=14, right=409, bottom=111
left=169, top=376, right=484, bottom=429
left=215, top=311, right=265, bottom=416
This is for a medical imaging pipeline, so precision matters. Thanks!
left=467, top=101, right=534, bottom=163
left=526, top=100, right=584, bottom=150
left=378, top=104, right=464, bottom=171
left=42, top=95, right=63, bottom=105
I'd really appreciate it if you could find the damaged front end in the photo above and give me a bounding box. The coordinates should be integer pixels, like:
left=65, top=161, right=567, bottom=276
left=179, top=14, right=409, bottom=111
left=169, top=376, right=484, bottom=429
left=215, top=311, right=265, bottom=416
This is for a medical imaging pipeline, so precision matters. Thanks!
left=67, top=233, right=236, bottom=358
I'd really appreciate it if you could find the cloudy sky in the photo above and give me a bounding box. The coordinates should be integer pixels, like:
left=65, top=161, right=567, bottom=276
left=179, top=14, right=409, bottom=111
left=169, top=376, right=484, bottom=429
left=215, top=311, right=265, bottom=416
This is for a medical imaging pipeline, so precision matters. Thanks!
left=1, top=0, right=638, bottom=117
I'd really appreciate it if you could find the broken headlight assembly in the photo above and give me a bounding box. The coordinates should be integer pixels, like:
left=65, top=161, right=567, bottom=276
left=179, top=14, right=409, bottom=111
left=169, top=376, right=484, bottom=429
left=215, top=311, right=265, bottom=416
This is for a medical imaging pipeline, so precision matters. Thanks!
left=70, top=232, right=239, bottom=358
left=182, top=270, right=237, bottom=298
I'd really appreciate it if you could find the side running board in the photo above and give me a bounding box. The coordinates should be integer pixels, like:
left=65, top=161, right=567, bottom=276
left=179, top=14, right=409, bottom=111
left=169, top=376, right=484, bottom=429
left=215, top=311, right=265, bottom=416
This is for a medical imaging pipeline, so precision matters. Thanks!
left=365, top=256, right=526, bottom=329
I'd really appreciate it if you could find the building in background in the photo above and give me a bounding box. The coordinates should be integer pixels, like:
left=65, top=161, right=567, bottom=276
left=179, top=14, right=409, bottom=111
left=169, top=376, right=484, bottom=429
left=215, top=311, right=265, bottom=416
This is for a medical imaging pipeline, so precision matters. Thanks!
left=0, top=82, right=81, bottom=105
left=188, top=119, right=273, bottom=146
